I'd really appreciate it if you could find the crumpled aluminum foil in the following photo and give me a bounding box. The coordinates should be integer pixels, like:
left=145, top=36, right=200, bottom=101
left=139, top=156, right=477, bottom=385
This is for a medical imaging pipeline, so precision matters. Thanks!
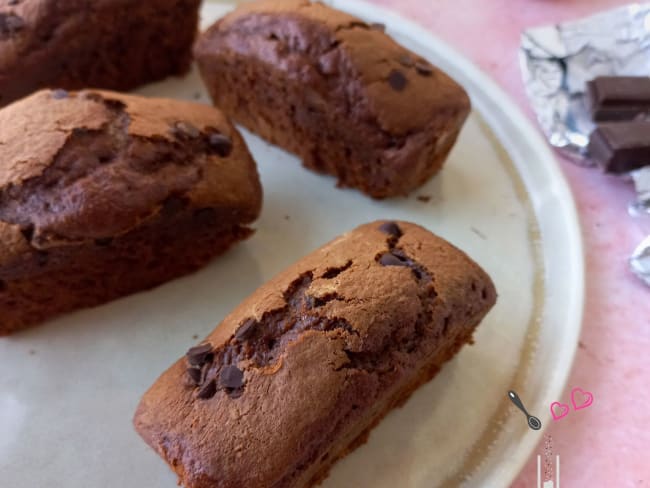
left=631, top=235, right=650, bottom=286
left=630, top=168, right=650, bottom=216
left=519, top=3, right=650, bottom=287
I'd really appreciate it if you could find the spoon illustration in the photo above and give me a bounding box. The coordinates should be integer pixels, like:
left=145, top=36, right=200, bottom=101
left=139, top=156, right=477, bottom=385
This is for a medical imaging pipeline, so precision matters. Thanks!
left=508, top=390, right=542, bottom=430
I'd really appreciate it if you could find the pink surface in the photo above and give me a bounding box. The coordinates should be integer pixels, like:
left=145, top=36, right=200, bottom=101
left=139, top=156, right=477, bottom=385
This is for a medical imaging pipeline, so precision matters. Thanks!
left=364, top=0, right=650, bottom=486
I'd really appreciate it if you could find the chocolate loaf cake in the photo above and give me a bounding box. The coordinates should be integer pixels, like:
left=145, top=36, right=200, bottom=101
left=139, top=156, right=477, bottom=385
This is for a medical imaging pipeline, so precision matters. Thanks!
left=0, top=89, right=262, bottom=335
left=134, top=220, right=496, bottom=488
left=194, top=0, right=471, bottom=199
left=0, top=0, right=200, bottom=106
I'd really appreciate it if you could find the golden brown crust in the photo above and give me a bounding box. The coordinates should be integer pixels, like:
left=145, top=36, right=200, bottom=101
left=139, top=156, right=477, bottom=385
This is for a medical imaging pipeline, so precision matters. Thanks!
left=134, top=220, right=496, bottom=488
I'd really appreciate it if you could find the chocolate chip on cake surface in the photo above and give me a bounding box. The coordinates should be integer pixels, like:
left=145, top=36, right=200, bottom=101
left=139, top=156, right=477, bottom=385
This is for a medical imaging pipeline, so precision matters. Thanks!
left=187, top=367, right=202, bottom=385
left=415, top=61, right=433, bottom=76
left=197, top=379, right=217, bottom=399
left=161, top=195, right=187, bottom=216
left=208, top=133, right=233, bottom=157
left=0, top=13, right=25, bottom=39
left=51, top=89, right=68, bottom=100
left=228, top=389, right=244, bottom=399
left=94, top=237, right=113, bottom=247
left=378, top=221, right=402, bottom=238
left=388, top=69, right=408, bottom=91
left=378, top=251, right=408, bottom=267
left=219, top=365, right=244, bottom=389
left=186, top=343, right=213, bottom=366
left=235, top=318, right=257, bottom=341
left=398, top=54, right=414, bottom=68
left=172, top=121, right=201, bottom=139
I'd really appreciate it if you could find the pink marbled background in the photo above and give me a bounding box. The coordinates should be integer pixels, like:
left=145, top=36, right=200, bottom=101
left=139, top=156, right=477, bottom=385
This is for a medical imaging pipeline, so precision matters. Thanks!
left=363, top=0, right=650, bottom=486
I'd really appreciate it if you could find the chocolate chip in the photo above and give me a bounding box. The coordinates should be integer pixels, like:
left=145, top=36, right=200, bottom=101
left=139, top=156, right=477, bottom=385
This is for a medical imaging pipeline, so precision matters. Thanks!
left=370, top=22, right=386, bottom=32
left=219, top=365, right=244, bottom=389
left=228, top=389, right=244, bottom=399
left=378, top=221, right=402, bottom=238
left=187, top=367, right=202, bottom=385
left=8, top=0, right=20, bottom=5
left=415, top=61, right=433, bottom=76
left=0, top=13, right=25, bottom=39
left=36, top=251, right=48, bottom=267
left=197, top=379, right=217, bottom=399
left=161, top=195, right=187, bottom=216
left=52, top=89, right=68, bottom=100
left=398, top=55, right=414, bottom=68
left=194, top=207, right=216, bottom=222
left=235, top=318, right=257, bottom=341
left=208, top=133, right=233, bottom=157
left=388, top=69, right=408, bottom=91
left=378, top=252, right=408, bottom=267
left=94, top=237, right=113, bottom=247
left=349, top=21, right=369, bottom=29
left=172, top=121, right=200, bottom=139
left=0, top=279, right=6, bottom=292
left=20, top=225, right=34, bottom=242
left=186, top=343, right=213, bottom=366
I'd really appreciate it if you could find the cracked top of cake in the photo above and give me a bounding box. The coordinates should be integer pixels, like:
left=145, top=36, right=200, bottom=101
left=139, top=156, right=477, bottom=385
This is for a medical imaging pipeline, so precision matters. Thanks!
left=134, top=220, right=496, bottom=488
left=0, top=89, right=261, bottom=265
left=195, top=0, right=470, bottom=138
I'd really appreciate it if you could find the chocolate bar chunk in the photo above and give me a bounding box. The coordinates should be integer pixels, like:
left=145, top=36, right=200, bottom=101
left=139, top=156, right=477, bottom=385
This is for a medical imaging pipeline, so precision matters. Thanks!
left=588, top=121, right=650, bottom=173
left=587, top=76, right=650, bottom=121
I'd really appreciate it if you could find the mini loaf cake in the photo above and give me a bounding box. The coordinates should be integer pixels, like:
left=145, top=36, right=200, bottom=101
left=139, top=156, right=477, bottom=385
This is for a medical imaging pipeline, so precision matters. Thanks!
left=0, top=89, right=262, bottom=335
left=0, top=0, right=200, bottom=106
left=134, top=221, right=496, bottom=488
left=194, top=0, right=471, bottom=199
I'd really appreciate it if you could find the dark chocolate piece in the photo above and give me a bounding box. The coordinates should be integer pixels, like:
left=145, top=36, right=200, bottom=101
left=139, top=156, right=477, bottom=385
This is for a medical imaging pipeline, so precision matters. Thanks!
left=219, top=365, right=244, bottom=389
left=186, top=343, right=214, bottom=366
left=415, top=61, right=433, bottom=76
left=235, top=318, right=257, bottom=341
left=172, top=121, right=200, bottom=139
left=0, top=13, right=25, bottom=39
left=398, top=54, right=414, bottom=68
left=588, top=121, right=650, bottom=173
left=94, top=237, right=113, bottom=247
left=388, top=69, right=407, bottom=91
left=378, top=252, right=408, bottom=267
left=187, top=367, right=202, bottom=385
left=587, top=76, right=650, bottom=121
left=378, top=221, right=402, bottom=238
left=197, top=379, right=217, bottom=399
left=208, top=133, right=233, bottom=157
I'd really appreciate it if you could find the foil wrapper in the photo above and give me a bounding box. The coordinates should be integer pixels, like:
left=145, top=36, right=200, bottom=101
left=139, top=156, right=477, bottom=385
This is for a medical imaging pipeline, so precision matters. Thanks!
left=520, top=3, right=650, bottom=159
left=520, top=3, right=650, bottom=287
left=631, top=235, right=650, bottom=286
left=630, top=167, right=650, bottom=216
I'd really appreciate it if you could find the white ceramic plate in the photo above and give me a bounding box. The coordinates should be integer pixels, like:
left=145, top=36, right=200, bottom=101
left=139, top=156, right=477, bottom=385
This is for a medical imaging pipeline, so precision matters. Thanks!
left=0, top=2, right=584, bottom=487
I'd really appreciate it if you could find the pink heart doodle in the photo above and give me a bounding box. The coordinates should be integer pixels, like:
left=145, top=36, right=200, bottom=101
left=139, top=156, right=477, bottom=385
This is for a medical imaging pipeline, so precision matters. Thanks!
left=550, top=401, right=569, bottom=421
left=571, top=387, right=594, bottom=410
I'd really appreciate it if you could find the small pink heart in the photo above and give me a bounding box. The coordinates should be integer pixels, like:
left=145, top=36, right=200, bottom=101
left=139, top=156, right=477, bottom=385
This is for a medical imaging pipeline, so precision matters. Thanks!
left=550, top=401, right=569, bottom=421
left=571, top=387, right=594, bottom=410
